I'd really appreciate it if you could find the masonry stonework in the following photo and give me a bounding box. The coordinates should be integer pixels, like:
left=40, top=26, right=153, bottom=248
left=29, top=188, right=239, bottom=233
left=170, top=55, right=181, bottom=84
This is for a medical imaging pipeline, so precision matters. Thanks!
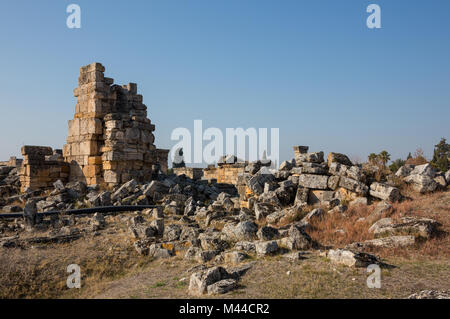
left=202, top=164, right=246, bottom=185
left=19, top=146, right=69, bottom=192
left=63, top=62, right=168, bottom=187
left=18, top=62, right=168, bottom=192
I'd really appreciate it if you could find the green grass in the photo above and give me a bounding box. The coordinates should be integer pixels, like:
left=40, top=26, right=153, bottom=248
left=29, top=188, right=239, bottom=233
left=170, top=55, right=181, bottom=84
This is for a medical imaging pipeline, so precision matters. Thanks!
left=152, top=281, right=166, bottom=288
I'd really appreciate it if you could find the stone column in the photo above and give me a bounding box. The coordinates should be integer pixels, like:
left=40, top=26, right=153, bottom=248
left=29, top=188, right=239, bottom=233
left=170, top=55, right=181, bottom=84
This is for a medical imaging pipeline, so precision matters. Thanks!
left=63, top=63, right=111, bottom=186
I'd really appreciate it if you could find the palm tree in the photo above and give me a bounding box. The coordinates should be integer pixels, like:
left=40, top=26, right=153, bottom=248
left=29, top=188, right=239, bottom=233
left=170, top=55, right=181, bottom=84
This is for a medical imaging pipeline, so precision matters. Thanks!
left=368, top=153, right=378, bottom=164
left=378, top=150, right=391, bottom=167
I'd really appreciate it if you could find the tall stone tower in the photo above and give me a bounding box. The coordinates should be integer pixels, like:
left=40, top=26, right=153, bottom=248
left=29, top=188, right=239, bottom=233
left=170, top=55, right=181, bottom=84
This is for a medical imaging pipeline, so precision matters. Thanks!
left=63, top=62, right=168, bottom=187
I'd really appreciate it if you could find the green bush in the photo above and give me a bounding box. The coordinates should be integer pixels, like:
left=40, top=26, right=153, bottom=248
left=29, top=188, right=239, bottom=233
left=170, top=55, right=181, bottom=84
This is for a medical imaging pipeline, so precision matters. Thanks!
left=389, top=159, right=406, bottom=173
left=431, top=138, right=449, bottom=172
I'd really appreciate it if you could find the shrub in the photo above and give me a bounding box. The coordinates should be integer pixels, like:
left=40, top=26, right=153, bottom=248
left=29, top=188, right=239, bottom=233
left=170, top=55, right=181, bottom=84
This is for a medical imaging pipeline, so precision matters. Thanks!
left=389, top=159, right=406, bottom=173
left=430, top=138, right=449, bottom=172
left=405, top=148, right=428, bottom=165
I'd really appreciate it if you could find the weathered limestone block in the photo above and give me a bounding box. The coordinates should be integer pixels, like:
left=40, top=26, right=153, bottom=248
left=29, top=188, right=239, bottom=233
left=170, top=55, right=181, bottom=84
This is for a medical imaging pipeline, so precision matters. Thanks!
left=347, top=236, right=415, bottom=250
left=409, top=163, right=436, bottom=177
left=297, top=174, right=328, bottom=190
left=339, top=176, right=368, bottom=195
left=295, top=152, right=324, bottom=165
left=255, top=240, right=279, bottom=256
left=327, top=249, right=381, bottom=267
left=327, top=152, right=353, bottom=166
left=294, top=186, right=309, bottom=205
left=21, top=146, right=53, bottom=157
left=369, top=217, right=440, bottom=238
left=395, top=164, right=415, bottom=177
left=335, top=187, right=360, bottom=202
left=309, top=190, right=336, bottom=205
left=299, top=162, right=328, bottom=175
left=327, top=175, right=340, bottom=190
left=188, top=266, right=231, bottom=296
left=404, top=174, right=438, bottom=193
left=369, top=182, right=401, bottom=202
left=329, top=162, right=365, bottom=182
left=293, top=146, right=309, bottom=157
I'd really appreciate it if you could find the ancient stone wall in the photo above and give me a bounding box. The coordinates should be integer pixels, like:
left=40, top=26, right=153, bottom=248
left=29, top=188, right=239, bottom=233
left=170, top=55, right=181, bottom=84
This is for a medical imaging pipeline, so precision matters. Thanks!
left=173, top=167, right=204, bottom=180
left=19, top=146, right=69, bottom=192
left=202, top=163, right=246, bottom=184
left=0, top=156, right=22, bottom=167
left=63, top=62, right=168, bottom=187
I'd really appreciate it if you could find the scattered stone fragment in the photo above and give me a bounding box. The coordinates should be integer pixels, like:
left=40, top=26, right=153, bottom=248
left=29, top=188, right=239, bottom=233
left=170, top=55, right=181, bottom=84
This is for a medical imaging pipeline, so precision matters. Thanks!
left=254, top=202, right=279, bottom=221
left=223, top=251, right=248, bottom=264
left=327, top=152, right=353, bottom=166
left=255, top=240, right=279, bottom=256
left=369, top=182, right=401, bottom=202
left=280, top=224, right=313, bottom=250
left=91, top=213, right=105, bottom=230
left=327, top=249, right=381, bottom=267
left=234, top=241, right=256, bottom=252
left=346, top=235, right=415, bottom=250
left=369, top=217, right=440, bottom=238
left=257, top=226, right=280, bottom=241
left=188, top=266, right=232, bottom=296
left=221, top=221, right=258, bottom=242
left=207, top=279, right=238, bottom=295
left=283, top=251, right=307, bottom=262
left=407, top=290, right=450, bottom=299
left=297, top=174, right=328, bottom=190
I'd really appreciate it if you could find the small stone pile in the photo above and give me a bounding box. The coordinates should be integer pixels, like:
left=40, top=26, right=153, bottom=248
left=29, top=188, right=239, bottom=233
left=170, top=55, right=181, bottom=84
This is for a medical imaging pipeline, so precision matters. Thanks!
left=238, top=146, right=402, bottom=220
left=396, top=163, right=449, bottom=193
left=0, top=163, right=21, bottom=211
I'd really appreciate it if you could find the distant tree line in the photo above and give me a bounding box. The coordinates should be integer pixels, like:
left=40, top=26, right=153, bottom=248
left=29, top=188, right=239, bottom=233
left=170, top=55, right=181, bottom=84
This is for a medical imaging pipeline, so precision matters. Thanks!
left=367, top=138, right=449, bottom=173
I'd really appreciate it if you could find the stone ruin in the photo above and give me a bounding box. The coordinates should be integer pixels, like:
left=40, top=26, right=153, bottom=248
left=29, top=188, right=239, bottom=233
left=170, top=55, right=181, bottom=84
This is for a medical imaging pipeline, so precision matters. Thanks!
left=19, top=146, right=69, bottom=192
left=18, top=62, right=169, bottom=192
left=0, top=156, right=22, bottom=168
left=203, top=156, right=249, bottom=185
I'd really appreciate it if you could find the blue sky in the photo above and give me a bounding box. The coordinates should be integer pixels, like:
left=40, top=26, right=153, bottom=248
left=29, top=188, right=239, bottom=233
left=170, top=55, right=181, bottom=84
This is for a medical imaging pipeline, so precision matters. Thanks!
left=0, top=0, right=448, bottom=165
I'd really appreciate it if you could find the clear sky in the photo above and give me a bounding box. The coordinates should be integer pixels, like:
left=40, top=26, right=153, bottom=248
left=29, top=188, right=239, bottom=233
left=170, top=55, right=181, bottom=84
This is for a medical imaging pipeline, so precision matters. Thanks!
left=0, top=0, right=448, bottom=166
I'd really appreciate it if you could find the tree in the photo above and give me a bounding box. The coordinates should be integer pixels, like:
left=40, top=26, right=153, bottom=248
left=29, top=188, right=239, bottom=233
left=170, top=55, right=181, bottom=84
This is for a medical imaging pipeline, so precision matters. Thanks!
left=406, top=148, right=428, bottom=165
left=368, top=153, right=378, bottom=165
left=389, top=159, right=405, bottom=173
left=431, top=138, right=450, bottom=172
left=378, top=150, right=391, bottom=167
left=407, top=152, right=412, bottom=160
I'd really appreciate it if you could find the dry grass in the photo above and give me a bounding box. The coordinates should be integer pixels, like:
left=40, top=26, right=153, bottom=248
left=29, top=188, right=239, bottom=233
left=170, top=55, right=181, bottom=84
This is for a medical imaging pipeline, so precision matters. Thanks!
left=309, top=204, right=374, bottom=246
left=0, top=215, right=153, bottom=299
left=308, top=189, right=450, bottom=259
left=0, top=190, right=448, bottom=299
left=234, top=255, right=450, bottom=299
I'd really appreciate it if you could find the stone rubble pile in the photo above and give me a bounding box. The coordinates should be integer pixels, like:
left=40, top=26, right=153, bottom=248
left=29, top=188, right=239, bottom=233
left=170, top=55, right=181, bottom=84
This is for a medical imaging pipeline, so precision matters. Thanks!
left=0, top=162, right=22, bottom=212
left=238, top=146, right=403, bottom=217
left=396, top=163, right=449, bottom=193
left=0, top=145, right=447, bottom=296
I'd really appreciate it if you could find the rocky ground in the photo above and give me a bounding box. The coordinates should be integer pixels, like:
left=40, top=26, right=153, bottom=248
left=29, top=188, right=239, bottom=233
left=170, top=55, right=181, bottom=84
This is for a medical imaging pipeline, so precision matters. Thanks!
left=0, top=153, right=449, bottom=299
